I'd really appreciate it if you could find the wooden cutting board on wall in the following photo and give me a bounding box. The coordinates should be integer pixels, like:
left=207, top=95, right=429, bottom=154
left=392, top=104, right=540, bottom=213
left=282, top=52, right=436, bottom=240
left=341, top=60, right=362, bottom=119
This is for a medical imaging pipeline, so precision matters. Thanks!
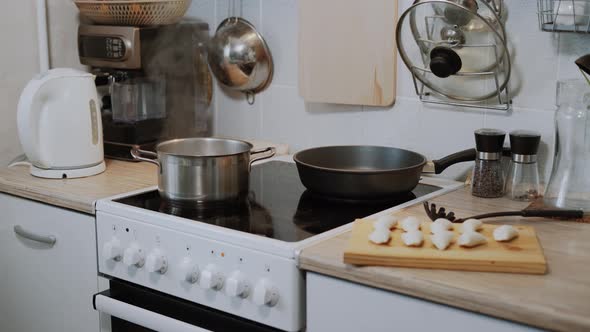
left=298, top=0, right=398, bottom=106
left=343, top=211, right=547, bottom=275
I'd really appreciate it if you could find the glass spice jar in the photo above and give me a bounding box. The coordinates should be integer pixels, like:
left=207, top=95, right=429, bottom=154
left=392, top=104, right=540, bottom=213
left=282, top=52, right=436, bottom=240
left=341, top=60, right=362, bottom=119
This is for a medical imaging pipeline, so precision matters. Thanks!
left=471, top=129, right=506, bottom=198
left=505, top=130, right=542, bottom=201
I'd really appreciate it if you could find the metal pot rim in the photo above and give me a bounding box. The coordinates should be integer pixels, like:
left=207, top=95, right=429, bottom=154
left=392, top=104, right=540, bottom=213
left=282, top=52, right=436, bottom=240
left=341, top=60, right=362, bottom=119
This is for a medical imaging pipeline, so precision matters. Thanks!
left=293, top=145, right=428, bottom=175
left=155, top=137, right=254, bottom=158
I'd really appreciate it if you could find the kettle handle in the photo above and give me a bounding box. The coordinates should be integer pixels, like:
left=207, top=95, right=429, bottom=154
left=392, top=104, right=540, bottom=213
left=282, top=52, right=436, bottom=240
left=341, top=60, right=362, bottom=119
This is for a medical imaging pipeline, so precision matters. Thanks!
left=17, top=76, right=46, bottom=167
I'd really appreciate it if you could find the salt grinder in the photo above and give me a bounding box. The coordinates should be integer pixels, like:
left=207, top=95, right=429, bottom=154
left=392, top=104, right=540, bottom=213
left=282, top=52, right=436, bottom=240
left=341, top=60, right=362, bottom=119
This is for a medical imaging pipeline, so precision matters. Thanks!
left=505, top=131, right=542, bottom=201
left=471, top=129, right=506, bottom=198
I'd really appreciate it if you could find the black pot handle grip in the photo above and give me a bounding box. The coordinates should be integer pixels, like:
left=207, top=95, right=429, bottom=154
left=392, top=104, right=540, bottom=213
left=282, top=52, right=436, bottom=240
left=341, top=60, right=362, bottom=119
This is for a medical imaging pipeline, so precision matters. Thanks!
left=432, top=147, right=511, bottom=174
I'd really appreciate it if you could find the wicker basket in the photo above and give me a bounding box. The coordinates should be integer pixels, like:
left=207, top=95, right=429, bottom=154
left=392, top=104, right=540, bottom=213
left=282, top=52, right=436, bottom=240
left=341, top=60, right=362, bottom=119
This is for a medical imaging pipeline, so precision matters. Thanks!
left=74, top=0, right=192, bottom=26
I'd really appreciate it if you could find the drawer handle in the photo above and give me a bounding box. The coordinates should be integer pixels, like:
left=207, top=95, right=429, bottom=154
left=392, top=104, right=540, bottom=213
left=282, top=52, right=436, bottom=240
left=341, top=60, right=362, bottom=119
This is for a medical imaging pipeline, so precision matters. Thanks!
left=93, top=292, right=211, bottom=332
left=14, top=225, right=56, bottom=246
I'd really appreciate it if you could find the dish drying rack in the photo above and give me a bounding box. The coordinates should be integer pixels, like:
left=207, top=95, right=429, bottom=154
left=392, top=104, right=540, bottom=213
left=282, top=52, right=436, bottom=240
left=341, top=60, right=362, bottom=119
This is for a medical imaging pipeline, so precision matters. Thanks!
left=537, top=0, right=590, bottom=33
left=411, top=67, right=512, bottom=111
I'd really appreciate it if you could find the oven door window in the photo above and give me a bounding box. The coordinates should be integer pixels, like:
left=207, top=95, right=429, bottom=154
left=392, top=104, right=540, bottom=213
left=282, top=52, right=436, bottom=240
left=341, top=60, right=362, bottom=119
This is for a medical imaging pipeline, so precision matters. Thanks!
left=93, top=279, right=281, bottom=332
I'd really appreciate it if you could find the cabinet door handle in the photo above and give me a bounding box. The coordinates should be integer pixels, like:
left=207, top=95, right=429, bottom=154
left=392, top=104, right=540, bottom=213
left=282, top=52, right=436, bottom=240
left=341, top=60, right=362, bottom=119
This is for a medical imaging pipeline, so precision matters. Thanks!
left=14, top=225, right=56, bottom=246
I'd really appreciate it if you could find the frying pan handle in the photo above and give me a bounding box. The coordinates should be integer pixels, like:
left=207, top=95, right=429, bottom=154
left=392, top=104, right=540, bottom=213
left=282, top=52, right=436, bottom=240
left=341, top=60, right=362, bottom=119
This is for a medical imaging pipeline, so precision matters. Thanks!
left=431, top=148, right=476, bottom=174
left=575, top=54, right=590, bottom=75
left=431, top=147, right=511, bottom=174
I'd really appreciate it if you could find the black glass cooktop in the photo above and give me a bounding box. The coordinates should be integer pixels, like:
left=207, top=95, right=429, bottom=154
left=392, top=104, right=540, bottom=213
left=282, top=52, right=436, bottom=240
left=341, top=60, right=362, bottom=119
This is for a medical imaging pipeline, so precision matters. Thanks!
left=115, top=161, right=441, bottom=242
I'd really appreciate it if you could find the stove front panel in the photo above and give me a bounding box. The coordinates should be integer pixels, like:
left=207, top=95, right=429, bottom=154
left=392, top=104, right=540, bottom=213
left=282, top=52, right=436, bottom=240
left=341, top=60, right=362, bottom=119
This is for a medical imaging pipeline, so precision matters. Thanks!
left=97, top=212, right=305, bottom=332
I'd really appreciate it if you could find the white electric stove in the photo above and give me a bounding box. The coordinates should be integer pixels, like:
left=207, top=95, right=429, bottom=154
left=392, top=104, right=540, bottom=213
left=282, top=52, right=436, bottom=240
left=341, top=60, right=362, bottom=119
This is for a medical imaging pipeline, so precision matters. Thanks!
left=94, top=156, right=462, bottom=332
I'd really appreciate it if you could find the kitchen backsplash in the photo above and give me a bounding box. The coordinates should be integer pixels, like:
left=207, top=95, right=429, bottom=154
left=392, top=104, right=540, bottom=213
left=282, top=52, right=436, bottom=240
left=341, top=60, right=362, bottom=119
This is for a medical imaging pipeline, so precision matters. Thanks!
left=10, top=1, right=589, bottom=180
left=186, top=0, right=590, bottom=181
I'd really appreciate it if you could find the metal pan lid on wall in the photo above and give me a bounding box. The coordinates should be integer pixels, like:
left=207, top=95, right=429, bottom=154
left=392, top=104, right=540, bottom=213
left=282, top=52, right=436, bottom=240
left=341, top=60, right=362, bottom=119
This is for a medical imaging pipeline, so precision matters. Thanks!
left=208, top=0, right=274, bottom=105
left=396, top=0, right=512, bottom=110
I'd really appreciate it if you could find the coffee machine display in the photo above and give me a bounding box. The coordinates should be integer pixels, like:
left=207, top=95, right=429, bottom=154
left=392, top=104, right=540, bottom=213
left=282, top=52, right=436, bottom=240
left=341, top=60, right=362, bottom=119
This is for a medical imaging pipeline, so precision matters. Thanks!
left=78, top=21, right=213, bottom=160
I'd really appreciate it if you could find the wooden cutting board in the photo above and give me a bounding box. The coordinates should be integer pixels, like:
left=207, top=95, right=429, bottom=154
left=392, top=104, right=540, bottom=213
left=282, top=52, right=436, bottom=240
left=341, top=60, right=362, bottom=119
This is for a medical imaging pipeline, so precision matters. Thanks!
left=298, top=0, right=398, bottom=106
left=344, top=211, right=547, bottom=275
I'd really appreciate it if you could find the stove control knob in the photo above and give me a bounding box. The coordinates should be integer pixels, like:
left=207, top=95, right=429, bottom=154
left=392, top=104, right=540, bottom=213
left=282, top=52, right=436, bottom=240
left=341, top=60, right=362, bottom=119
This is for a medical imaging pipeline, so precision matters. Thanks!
left=225, top=272, right=250, bottom=298
left=102, top=238, right=122, bottom=261
left=146, top=249, right=168, bottom=274
left=178, top=257, right=199, bottom=284
left=200, top=265, right=224, bottom=290
left=123, top=244, right=145, bottom=268
left=253, top=279, right=279, bottom=307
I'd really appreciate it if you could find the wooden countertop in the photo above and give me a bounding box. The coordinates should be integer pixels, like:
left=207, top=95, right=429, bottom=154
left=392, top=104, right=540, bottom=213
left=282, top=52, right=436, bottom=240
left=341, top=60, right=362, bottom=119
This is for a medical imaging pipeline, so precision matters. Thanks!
left=0, top=160, right=157, bottom=214
left=299, top=187, right=590, bottom=332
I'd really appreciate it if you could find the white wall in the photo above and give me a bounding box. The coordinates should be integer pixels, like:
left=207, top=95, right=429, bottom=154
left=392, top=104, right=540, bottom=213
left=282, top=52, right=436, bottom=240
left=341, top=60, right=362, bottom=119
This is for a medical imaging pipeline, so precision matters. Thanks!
left=4, top=1, right=587, bottom=179
left=47, top=1, right=85, bottom=70
left=0, top=0, right=82, bottom=166
left=189, top=0, right=590, bottom=181
left=0, top=2, right=39, bottom=165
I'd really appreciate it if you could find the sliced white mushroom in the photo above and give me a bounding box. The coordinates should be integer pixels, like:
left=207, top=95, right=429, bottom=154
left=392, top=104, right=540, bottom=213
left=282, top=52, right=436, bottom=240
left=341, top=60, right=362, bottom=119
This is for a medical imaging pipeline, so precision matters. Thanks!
left=458, top=231, right=487, bottom=248
left=373, top=215, right=397, bottom=230
left=433, top=218, right=453, bottom=230
left=400, top=216, right=421, bottom=232
left=461, top=219, right=483, bottom=233
left=493, top=225, right=519, bottom=242
left=369, top=228, right=391, bottom=244
left=401, top=230, right=424, bottom=247
left=430, top=218, right=453, bottom=234
left=431, top=231, right=454, bottom=250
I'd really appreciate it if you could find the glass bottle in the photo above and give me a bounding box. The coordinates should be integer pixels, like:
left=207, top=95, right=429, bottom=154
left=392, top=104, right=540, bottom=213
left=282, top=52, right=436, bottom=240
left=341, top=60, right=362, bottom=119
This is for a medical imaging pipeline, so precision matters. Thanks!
left=505, top=130, right=542, bottom=201
left=471, top=129, right=506, bottom=198
left=544, top=80, right=590, bottom=212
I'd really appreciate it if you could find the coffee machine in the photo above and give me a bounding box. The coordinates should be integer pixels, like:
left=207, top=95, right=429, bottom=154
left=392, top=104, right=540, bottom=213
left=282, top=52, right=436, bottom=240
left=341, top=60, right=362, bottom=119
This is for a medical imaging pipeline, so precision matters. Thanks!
left=78, top=21, right=213, bottom=160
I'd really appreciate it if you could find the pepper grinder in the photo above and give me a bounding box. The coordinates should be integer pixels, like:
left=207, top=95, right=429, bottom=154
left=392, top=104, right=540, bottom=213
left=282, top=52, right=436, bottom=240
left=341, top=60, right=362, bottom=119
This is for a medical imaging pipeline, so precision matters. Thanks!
left=471, top=129, right=506, bottom=198
left=505, top=130, right=542, bottom=201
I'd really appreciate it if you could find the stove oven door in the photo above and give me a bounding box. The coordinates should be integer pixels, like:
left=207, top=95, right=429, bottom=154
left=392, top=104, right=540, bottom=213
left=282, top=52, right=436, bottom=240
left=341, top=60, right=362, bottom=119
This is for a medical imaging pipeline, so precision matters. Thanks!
left=94, top=279, right=281, bottom=332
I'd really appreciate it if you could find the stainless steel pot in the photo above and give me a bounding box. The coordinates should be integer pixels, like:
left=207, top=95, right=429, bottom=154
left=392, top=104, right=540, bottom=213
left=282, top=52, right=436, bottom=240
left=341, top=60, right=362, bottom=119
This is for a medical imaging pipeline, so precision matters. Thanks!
left=131, top=138, right=275, bottom=204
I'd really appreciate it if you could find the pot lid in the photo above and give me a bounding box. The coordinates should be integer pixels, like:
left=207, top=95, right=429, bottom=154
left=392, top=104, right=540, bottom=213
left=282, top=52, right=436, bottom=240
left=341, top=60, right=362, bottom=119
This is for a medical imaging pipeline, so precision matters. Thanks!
left=396, top=0, right=511, bottom=102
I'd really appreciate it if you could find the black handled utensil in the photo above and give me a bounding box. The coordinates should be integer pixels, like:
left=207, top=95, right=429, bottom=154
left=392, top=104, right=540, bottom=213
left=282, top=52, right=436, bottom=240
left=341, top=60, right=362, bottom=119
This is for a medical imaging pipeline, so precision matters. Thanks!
left=423, top=201, right=584, bottom=223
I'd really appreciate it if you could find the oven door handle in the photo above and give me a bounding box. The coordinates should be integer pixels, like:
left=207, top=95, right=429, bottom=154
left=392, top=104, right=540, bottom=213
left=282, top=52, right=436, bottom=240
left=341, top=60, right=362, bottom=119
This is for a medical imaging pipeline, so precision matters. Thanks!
left=93, top=291, right=212, bottom=332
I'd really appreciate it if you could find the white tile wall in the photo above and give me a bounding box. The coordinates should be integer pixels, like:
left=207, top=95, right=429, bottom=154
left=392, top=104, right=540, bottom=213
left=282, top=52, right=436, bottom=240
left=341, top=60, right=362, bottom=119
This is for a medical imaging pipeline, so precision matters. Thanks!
left=0, top=1, right=40, bottom=166
left=0, top=1, right=87, bottom=166
left=15, top=1, right=582, bottom=181
left=187, top=0, right=590, bottom=180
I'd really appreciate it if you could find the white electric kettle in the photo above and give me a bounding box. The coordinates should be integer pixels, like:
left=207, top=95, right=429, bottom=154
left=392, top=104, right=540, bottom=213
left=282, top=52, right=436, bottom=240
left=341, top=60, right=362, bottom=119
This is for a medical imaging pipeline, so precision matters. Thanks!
left=17, top=68, right=106, bottom=179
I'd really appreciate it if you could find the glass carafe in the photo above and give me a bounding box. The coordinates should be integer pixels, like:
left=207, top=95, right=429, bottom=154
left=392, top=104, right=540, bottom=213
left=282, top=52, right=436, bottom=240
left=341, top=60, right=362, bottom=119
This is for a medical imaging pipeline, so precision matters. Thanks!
left=544, top=80, right=590, bottom=212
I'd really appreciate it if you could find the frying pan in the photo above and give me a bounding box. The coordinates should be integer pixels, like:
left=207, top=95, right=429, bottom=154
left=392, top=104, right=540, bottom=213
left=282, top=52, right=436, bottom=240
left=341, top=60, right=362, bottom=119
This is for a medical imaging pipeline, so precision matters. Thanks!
left=293, top=146, right=478, bottom=199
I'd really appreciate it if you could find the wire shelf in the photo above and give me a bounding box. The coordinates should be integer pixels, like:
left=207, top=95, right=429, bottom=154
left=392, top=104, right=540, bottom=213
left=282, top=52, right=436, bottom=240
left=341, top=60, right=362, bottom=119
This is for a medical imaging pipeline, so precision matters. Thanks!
left=537, top=0, right=590, bottom=33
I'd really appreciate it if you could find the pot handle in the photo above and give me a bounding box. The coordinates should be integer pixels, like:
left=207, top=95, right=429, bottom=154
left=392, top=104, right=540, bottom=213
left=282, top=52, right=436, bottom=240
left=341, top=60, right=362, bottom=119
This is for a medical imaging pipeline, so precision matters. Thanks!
left=250, top=147, right=276, bottom=168
left=130, top=148, right=160, bottom=167
left=430, top=147, right=511, bottom=174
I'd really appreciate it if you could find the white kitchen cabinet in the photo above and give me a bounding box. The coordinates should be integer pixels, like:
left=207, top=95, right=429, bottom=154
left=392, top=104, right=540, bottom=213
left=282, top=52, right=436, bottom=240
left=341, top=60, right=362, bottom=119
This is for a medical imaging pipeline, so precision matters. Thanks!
left=0, top=193, right=99, bottom=332
left=306, top=272, right=540, bottom=332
